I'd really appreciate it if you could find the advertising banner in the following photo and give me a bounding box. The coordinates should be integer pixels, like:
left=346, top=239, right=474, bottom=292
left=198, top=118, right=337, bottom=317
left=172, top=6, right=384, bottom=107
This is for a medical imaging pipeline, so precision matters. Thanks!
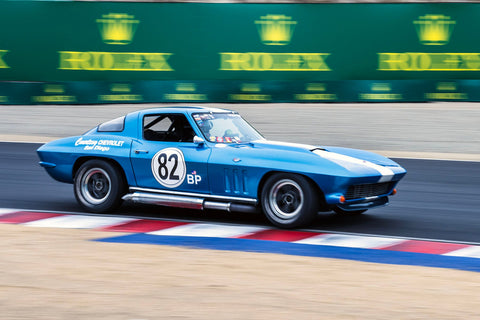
left=1, top=2, right=480, bottom=103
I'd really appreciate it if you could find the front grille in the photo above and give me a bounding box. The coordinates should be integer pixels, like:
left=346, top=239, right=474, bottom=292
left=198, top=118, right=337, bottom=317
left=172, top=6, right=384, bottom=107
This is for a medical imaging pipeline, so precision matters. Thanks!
left=345, top=182, right=393, bottom=200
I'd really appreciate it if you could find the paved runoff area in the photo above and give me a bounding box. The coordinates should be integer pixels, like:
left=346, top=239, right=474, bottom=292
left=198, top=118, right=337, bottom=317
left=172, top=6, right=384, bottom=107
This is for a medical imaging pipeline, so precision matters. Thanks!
left=1, top=209, right=479, bottom=272
left=1, top=102, right=479, bottom=161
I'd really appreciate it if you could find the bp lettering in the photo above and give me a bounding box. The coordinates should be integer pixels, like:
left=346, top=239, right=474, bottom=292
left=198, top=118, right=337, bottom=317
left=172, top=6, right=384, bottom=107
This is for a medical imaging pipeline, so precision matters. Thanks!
left=187, top=174, right=202, bottom=185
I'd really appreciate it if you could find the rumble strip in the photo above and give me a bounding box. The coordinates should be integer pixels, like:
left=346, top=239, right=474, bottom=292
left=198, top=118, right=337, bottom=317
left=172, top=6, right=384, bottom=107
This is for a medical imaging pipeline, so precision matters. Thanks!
left=1, top=209, right=479, bottom=272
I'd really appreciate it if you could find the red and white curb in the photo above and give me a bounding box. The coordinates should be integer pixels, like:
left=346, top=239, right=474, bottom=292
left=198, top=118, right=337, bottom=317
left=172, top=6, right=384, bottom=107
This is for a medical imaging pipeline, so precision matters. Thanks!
left=1, top=209, right=479, bottom=259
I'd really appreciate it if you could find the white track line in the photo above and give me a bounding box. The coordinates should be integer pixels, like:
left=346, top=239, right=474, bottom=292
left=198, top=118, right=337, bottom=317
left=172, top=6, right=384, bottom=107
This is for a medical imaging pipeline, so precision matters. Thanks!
left=24, top=215, right=136, bottom=229
left=0, top=209, right=18, bottom=216
left=295, top=234, right=405, bottom=249
left=149, top=223, right=266, bottom=238
left=444, top=246, right=480, bottom=258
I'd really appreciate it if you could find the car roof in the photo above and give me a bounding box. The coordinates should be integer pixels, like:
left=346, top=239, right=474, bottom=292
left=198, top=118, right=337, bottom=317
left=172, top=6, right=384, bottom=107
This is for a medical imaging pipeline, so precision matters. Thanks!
left=131, top=106, right=236, bottom=117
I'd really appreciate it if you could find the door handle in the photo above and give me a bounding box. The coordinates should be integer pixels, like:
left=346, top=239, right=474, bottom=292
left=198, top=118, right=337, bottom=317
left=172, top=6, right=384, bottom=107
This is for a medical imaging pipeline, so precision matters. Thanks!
left=134, top=150, right=149, bottom=154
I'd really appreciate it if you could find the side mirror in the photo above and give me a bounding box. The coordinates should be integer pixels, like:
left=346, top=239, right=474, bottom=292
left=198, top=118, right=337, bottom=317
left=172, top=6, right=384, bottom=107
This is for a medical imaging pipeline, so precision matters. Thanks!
left=193, top=135, right=205, bottom=145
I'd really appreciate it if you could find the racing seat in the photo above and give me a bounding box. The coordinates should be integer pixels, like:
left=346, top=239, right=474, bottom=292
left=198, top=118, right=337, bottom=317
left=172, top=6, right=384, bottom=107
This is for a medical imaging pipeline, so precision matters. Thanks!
left=169, top=117, right=195, bottom=142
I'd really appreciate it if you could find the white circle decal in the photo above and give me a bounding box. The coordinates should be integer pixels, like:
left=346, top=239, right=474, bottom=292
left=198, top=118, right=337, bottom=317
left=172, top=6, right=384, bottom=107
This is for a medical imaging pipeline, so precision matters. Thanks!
left=151, top=148, right=186, bottom=188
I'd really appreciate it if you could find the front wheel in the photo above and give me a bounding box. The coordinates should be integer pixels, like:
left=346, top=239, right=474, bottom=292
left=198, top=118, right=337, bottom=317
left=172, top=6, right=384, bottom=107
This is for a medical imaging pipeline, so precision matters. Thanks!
left=261, top=173, right=319, bottom=228
left=74, top=160, right=126, bottom=213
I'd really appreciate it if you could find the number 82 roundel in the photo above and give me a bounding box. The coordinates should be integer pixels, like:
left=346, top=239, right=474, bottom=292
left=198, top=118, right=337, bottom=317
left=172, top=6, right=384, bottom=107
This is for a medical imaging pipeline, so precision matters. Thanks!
left=151, top=148, right=186, bottom=188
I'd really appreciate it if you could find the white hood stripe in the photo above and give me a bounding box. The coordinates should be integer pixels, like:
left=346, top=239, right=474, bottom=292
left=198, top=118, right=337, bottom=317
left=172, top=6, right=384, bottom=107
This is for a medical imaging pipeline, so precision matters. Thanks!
left=312, top=149, right=394, bottom=183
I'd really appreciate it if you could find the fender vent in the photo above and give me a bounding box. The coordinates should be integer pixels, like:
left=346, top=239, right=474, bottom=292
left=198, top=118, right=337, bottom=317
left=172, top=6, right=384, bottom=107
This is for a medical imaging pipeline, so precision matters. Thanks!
left=224, top=168, right=249, bottom=195
left=345, top=182, right=393, bottom=200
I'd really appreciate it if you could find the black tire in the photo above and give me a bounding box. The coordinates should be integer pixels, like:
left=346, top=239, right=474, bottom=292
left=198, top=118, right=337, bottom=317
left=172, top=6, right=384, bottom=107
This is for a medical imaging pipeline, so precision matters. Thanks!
left=261, top=173, right=319, bottom=228
left=74, top=159, right=126, bottom=213
left=333, top=207, right=367, bottom=215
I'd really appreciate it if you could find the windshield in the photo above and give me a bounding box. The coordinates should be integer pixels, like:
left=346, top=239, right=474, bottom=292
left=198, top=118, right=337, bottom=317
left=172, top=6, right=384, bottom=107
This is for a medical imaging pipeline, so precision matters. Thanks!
left=192, top=112, right=264, bottom=143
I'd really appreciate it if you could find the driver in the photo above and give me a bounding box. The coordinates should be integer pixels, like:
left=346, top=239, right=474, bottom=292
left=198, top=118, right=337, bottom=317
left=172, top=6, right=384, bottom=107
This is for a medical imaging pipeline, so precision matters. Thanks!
left=198, top=119, right=213, bottom=140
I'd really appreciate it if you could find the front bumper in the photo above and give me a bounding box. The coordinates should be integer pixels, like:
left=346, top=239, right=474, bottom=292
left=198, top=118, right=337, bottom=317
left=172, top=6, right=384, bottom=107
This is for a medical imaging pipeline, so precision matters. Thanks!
left=336, top=195, right=389, bottom=212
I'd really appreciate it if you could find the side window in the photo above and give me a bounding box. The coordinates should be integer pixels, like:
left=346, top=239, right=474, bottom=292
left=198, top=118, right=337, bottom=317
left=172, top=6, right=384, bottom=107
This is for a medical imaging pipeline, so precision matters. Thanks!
left=98, top=116, right=125, bottom=132
left=143, top=114, right=195, bottom=142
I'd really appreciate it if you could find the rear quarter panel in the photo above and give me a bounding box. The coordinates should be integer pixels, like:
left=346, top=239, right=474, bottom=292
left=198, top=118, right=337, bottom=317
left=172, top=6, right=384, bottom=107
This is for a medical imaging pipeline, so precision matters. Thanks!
left=37, top=135, right=135, bottom=185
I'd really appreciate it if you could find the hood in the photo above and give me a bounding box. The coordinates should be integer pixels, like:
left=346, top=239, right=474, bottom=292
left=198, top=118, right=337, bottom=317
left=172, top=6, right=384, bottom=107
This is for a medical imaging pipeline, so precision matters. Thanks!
left=253, top=140, right=399, bottom=167
left=321, top=146, right=399, bottom=167
left=252, top=140, right=317, bottom=153
left=249, top=140, right=403, bottom=182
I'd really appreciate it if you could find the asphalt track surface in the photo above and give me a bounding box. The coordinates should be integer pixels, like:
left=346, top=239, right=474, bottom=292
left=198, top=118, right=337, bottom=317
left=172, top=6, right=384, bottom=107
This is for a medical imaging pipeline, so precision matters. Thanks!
left=1, top=141, right=479, bottom=244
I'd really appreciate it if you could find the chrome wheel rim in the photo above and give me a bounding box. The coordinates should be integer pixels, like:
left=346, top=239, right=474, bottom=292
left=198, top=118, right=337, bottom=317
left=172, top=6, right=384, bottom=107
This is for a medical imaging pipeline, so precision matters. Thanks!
left=269, top=179, right=303, bottom=220
left=81, top=168, right=111, bottom=205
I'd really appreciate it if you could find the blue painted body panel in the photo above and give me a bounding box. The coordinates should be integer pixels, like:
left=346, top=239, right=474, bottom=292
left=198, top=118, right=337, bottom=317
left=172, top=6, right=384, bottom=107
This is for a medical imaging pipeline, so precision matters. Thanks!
left=130, top=140, right=212, bottom=193
left=37, top=106, right=407, bottom=210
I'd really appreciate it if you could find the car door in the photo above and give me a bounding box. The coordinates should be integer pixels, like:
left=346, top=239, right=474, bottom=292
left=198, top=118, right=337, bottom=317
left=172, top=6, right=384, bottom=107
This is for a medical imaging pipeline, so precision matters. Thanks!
left=130, top=113, right=211, bottom=194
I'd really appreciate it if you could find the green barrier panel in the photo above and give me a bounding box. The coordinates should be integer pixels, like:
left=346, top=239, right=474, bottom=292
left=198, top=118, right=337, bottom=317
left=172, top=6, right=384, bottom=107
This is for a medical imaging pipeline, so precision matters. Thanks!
left=1, top=2, right=480, bottom=103
left=2, top=80, right=479, bottom=104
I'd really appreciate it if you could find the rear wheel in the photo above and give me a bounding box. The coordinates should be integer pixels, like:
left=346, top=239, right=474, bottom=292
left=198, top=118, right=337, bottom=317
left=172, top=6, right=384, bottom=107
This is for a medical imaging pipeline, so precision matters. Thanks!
left=74, top=160, right=126, bottom=213
left=261, top=173, right=319, bottom=228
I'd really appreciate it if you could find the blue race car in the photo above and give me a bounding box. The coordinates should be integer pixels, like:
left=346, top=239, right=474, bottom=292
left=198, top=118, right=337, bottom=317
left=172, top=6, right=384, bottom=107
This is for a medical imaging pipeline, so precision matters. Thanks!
left=37, top=106, right=406, bottom=228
